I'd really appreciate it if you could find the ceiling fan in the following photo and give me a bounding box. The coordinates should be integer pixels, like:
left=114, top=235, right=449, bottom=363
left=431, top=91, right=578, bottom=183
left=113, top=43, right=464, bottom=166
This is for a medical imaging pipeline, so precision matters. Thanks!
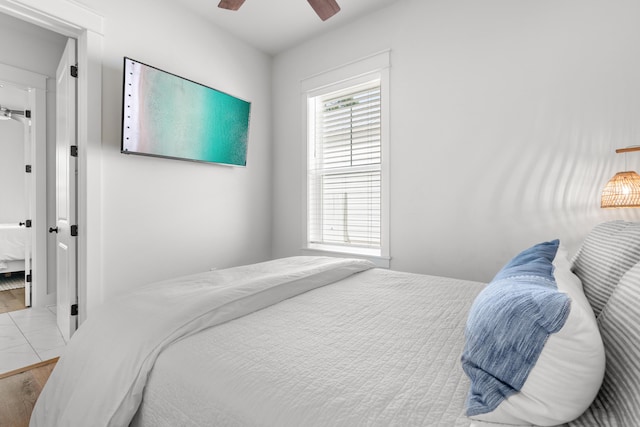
left=218, top=0, right=341, bottom=21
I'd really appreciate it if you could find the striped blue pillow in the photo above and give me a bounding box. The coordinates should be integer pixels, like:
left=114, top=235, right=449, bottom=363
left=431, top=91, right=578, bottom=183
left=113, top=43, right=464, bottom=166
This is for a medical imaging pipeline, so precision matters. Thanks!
left=571, top=221, right=640, bottom=316
left=570, top=262, right=640, bottom=426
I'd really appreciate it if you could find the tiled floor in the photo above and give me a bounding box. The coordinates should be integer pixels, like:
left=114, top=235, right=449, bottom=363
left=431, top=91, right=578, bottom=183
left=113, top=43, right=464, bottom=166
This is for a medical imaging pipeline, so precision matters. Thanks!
left=0, top=306, right=66, bottom=375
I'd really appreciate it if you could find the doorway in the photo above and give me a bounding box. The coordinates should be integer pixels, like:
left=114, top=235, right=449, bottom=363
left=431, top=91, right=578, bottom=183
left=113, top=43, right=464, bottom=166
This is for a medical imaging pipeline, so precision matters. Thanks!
left=0, top=61, right=50, bottom=312
left=0, top=86, right=29, bottom=313
left=0, top=0, right=105, bottom=332
left=0, top=14, right=67, bottom=313
left=0, top=40, right=68, bottom=375
left=0, top=0, right=104, bottom=342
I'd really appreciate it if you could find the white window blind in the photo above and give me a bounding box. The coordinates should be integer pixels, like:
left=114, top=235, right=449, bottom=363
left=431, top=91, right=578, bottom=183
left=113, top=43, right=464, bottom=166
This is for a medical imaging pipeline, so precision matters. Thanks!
left=308, top=80, right=382, bottom=251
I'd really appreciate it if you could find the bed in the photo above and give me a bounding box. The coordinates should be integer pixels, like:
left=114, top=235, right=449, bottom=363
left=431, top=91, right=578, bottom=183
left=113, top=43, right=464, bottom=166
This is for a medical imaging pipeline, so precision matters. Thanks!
left=30, top=221, right=640, bottom=427
left=0, top=223, right=26, bottom=274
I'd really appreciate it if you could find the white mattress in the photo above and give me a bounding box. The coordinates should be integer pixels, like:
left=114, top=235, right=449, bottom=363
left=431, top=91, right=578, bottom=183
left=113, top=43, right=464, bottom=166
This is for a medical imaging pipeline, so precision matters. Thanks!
left=0, top=224, right=26, bottom=270
left=131, top=268, right=485, bottom=427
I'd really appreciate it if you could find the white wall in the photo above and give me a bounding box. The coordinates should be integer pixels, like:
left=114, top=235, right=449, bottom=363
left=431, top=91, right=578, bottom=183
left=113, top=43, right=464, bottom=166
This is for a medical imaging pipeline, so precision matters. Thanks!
left=272, top=0, right=640, bottom=282
left=88, top=0, right=273, bottom=298
left=0, top=113, right=25, bottom=223
left=0, top=12, right=67, bottom=74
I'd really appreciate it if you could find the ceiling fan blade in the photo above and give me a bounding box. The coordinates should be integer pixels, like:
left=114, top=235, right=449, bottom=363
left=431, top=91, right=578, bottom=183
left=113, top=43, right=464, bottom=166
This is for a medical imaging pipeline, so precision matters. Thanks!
left=307, top=0, right=341, bottom=21
left=218, top=0, right=246, bottom=11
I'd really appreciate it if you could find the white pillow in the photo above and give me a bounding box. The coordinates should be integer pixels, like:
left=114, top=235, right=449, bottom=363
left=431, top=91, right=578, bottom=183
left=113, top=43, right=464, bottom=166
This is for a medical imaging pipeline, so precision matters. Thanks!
left=468, top=243, right=606, bottom=426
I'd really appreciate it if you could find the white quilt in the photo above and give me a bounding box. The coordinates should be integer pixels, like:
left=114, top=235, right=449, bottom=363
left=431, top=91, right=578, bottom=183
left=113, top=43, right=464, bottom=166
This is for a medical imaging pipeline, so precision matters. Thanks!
left=131, top=267, right=486, bottom=427
left=30, top=256, right=374, bottom=427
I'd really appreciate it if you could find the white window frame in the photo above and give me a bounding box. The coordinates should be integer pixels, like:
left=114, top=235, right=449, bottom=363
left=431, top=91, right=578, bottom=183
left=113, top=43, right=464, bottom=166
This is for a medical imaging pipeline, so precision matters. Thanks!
left=300, top=51, right=390, bottom=268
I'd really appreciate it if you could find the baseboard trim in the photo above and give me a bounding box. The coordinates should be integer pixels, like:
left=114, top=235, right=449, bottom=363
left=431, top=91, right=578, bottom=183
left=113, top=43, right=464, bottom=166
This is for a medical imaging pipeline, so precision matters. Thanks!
left=0, top=357, right=59, bottom=380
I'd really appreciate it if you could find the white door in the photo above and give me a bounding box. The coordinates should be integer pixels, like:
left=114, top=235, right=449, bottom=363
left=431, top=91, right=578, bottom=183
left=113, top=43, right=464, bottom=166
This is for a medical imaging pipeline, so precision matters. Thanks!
left=55, top=38, right=78, bottom=341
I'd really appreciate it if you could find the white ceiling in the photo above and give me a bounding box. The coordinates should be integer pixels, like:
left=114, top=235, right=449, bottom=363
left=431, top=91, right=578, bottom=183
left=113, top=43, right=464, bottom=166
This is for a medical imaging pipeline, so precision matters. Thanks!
left=74, top=0, right=403, bottom=55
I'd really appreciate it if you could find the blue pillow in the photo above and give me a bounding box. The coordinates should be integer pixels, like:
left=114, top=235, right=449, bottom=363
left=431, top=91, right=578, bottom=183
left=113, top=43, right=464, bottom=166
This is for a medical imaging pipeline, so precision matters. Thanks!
left=462, top=239, right=570, bottom=418
left=492, top=239, right=559, bottom=282
left=492, top=257, right=555, bottom=282
left=462, top=241, right=605, bottom=426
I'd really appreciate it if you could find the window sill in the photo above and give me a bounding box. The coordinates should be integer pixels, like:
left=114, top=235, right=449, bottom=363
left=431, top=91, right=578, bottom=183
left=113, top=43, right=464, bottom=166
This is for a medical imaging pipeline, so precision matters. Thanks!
left=301, top=246, right=390, bottom=269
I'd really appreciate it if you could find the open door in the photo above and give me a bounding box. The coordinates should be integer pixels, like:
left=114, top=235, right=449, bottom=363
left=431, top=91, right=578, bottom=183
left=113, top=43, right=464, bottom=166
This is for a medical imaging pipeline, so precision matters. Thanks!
left=23, top=108, right=32, bottom=307
left=55, top=38, right=78, bottom=341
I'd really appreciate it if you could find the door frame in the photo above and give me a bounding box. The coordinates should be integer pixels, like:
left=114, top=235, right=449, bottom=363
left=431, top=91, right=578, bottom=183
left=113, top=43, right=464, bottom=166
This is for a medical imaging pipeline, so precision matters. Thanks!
left=0, top=62, right=47, bottom=307
left=0, top=0, right=104, bottom=324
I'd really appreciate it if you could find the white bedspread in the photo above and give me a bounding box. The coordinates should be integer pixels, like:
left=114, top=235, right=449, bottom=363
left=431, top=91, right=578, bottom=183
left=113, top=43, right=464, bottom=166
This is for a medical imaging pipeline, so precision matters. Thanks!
left=0, top=224, right=26, bottom=270
left=131, top=267, right=486, bottom=427
left=30, top=256, right=374, bottom=427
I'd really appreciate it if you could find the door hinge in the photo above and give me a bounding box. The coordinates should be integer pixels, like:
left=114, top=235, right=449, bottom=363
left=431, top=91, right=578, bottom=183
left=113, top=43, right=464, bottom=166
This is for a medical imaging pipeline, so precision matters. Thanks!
left=25, top=165, right=32, bottom=173
left=26, top=273, right=32, bottom=283
left=71, top=304, right=78, bottom=316
left=70, top=145, right=78, bottom=157
left=71, top=225, right=78, bottom=236
left=70, top=65, right=78, bottom=78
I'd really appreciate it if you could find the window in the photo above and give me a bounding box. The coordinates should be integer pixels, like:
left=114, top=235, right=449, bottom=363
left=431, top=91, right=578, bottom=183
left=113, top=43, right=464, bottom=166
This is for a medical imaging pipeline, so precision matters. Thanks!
left=302, top=51, right=389, bottom=265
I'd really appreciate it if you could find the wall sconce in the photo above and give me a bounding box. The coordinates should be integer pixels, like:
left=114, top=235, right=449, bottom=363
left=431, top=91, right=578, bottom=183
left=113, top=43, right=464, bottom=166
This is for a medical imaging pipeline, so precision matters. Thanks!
left=601, top=146, right=640, bottom=208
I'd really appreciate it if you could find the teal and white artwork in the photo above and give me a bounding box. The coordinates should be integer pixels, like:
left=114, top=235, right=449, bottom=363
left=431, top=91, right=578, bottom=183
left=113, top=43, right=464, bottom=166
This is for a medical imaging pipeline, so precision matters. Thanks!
left=122, top=58, right=250, bottom=166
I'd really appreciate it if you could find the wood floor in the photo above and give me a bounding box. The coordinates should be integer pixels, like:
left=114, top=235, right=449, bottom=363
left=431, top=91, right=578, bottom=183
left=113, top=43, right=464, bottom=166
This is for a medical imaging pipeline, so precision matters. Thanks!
left=0, top=287, right=26, bottom=314
left=0, top=358, right=57, bottom=427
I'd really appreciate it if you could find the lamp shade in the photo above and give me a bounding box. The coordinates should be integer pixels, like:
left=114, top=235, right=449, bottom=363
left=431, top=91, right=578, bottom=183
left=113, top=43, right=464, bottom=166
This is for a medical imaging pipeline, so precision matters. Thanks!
left=601, top=171, right=640, bottom=208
